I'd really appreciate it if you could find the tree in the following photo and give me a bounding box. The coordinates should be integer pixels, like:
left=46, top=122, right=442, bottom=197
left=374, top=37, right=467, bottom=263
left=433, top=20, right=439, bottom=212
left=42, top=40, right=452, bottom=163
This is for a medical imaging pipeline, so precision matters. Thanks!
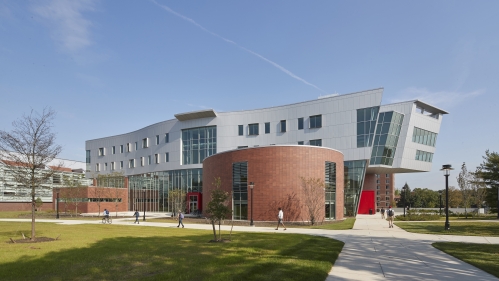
left=399, top=184, right=411, bottom=208
left=477, top=150, right=499, bottom=214
left=457, top=162, right=472, bottom=218
left=168, top=189, right=186, bottom=216
left=300, top=177, right=325, bottom=225
left=35, top=197, right=43, bottom=211
left=0, top=108, right=62, bottom=241
left=91, top=186, right=109, bottom=216
left=97, top=172, right=125, bottom=217
left=206, top=177, right=231, bottom=241
left=470, top=169, right=487, bottom=211
left=62, top=174, right=86, bottom=216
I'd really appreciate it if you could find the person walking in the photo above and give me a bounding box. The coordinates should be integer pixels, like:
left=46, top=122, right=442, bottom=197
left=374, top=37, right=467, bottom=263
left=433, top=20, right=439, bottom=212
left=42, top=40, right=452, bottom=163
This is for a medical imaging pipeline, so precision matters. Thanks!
left=387, top=206, right=395, bottom=228
left=177, top=211, right=184, bottom=228
left=381, top=207, right=385, bottom=219
left=133, top=210, right=140, bottom=224
left=275, top=207, right=286, bottom=230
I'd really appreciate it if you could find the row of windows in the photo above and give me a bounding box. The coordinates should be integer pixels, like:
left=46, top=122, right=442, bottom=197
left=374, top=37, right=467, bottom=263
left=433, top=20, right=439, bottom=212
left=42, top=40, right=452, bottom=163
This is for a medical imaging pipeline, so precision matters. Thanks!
left=376, top=191, right=391, bottom=195
left=96, top=133, right=170, bottom=157
left=238, top=115, right=322, bottom=136
left=415, top=150, right=434, bottom=162
left=375, top=174, right=390, bottom=178
left=95, top=153, right=170, bottom=171
left=376, top=185, right=391, bottom=190
left=412, top=127, right=437, bottom=147
left=376, top=179, right=390, bottom=184
left=236, top=139, right=322, bottom=148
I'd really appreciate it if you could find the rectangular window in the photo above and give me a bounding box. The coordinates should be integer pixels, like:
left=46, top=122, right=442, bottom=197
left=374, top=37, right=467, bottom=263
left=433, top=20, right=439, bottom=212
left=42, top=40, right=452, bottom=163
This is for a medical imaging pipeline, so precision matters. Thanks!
left=386, top=174, right=389, bottom=177
left=309, top=115, right=322, bottom=128
left=375, top=174, right=380, bottom=178
left=112, top=146, right=116, bottom=154
left=386, top=196, right=390, bottom=201
left=265, top=122, right=270, bottom=134
left=156, top=135, right=160, bottom=145
left=377, top=186, right=380, bottom=189
left=135, top=142, right=138, bottom=150
left=111, top=162, right=115, bottom=171
left=386, top=185, right=389, bottom=189
left=129, top=159, right=135, bottom=168
left=155, top=154, right=159, bottom=164
left=233, top=161, right=248, bottom=220
left=237, top=146, right=248, bottom=149
left=142, top=138, right=148, bottom=148
left=120, top=145, right=124, bottom=153
left=238, top=125, right=243, bottom=136
left=248, top=123, right=259, bottom=135
left=377, top=191, right=379, bottom=195
left=165, top=133, right=169, bottom=143
left=377, top=180, right=380, bottom=183
left=280, top=120, right=286, bottom=132
left=386, top=191, right=389, bottom=195
left=298, top=141, right=304, bottom=145
left=310, top=139, right=322, bottom=146
left=386, top=179, right=390, bottom=183
left=148, top=155, right=151, bottom=165
left=182, top=126, right=216, bottom=165
left=415, top=150, right=434, bottom=162
left=98, top=148, right=105, bottom=156
left=165, top=152, right=169, bottom=162
left=298, top=118, right=304, bottom=130
left=412, top=127, right=438, bottom=147
left=140, top=157, right=144, bottom=166
left=95, top=163, right=100, bottom=172
left=120, top=161, right=123, bottom=169
left=127, top=143, right=131, bottom=152
left=104, top=163, right=108, bottom=171
left=86, top=150, right=91, bottom=164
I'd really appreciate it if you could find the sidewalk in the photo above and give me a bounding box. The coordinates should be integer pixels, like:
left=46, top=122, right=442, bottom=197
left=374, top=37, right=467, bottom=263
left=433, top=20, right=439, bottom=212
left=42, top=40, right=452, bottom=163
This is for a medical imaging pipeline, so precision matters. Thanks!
left=1, top=215, right=498, bottom=280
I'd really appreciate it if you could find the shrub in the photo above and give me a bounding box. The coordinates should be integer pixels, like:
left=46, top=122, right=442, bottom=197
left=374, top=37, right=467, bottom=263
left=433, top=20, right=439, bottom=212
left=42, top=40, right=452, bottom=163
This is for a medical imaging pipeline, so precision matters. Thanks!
left=395, top=209, right=440, bottom=221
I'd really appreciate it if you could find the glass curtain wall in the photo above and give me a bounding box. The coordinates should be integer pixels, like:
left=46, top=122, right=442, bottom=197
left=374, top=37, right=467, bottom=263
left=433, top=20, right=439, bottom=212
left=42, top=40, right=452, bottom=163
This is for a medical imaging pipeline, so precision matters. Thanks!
left=344, top=160, right=368, bottom=217
left=182, top=126, right=217, bottom=165
left=325, top=161, right=336, bottom=220
left=128, top=169, right=202, bottom=212
left=232, top=162, right=248, bottom=220
left=357, top=106, right=380, bottom=147
left=370, top=111, right=404, bottom=166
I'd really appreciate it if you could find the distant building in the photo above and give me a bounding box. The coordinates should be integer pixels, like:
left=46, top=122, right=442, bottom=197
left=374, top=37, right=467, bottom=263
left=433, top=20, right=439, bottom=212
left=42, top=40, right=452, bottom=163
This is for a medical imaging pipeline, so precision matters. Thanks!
left=85, top=88, right=447, bottom=220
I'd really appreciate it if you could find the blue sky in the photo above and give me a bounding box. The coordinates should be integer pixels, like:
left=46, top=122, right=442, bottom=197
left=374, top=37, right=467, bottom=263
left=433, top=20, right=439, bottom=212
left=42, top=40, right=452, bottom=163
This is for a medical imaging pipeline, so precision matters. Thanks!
left=1, top=0, right=498, bottom=190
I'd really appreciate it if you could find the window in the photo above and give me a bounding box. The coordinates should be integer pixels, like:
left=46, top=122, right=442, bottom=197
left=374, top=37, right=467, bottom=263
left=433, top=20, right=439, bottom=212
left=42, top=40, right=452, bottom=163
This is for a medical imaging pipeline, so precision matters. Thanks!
left=265, top=122, right=270, bottom=134
left=98, top=148, right=105, bottom=156
left=104, top=163, right=108, bottom=171
left=142, top=138, right=148, bottom=148
left=165, top=133, right=169, bottom=143
left=129, top=159, right=135, bottom=168
left=140, top=157, right=144, bottom=166
left=386, top=202, right=389, bottom=207
left=248, top=123, right=259, bottom=135
left=148, top=155, right=151, bottom=165
left=310, top=139, right=322, bottom=146
left=386, top=185, right=389, bottom=189
left=120, top=161, right=123, bottom=169
left=182, top=126, right=216, bottom=165
left=386, top=174, right=389, bottom=178
left=415, top=150, right=434, bottom=162
left=120, top=145, right=124, bottom=153
left=375, top=174, right=380, bottom=178
left=127, top=143, right=131, bottom=152
left=86, top=150, right=91, bottom=164
left=238, top=125, right=243, bottom=136
left=156, top=135, right=160, bottom=145
left=369, top=111, right=404, bottom=166
left=377, top=186, right=380, bottom=189
left=386, top=179, right=390, bottom=183
left=233, top=161, right=248, bottom=220
left=298, top=118, right=304, bottom=130
left=135, top=142, right=138, bottom=150
left=412, top=127, right=438, bottom=147
left=95, top=163, right=100, bottom=172
left=280, top=120, right=286, bottom=132
left=112, top=146, right=116, bottom=154
left=376, top=180, right=380, bottom=183
left=155, top=154, right=160, bottom=164
left=386, top=191, right=389, bottom=195
left=309, top=115, right=322, bottom=128
left=298, top=141, right=304, bottom=145
left=111, top=162, right=115, bottom=171
left=385, top=197, right=390, bottom=201
left=377, top=191, right=379, bottom=195
left=237, top=146, right=248, bottom=149
left=357, top=106, right=380, bottom=148
left=165, top=152, right=169, bottom=162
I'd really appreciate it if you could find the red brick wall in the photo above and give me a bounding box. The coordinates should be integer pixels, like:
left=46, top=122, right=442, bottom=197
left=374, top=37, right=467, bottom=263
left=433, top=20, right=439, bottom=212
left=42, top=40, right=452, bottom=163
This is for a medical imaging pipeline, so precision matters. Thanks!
left=0, top=202, right=44, bottom=212
left=364, top=173, right=396, bottom=209
left=202, top=146, right=344, bottom=222
left=52, top=186, right=128, bottom=214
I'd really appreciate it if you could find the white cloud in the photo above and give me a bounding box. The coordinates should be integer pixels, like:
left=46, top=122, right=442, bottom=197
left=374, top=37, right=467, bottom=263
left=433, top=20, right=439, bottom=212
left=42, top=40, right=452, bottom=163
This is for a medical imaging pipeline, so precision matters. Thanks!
left=32, top=0, right=97, bottom=53
left=390, top=87, right=484, bottom=108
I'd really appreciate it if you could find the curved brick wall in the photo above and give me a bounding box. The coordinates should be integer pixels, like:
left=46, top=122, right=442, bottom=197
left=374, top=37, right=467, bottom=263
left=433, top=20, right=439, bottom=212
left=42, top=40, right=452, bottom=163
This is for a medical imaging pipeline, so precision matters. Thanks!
left=202, top=145, right=344, bottom=222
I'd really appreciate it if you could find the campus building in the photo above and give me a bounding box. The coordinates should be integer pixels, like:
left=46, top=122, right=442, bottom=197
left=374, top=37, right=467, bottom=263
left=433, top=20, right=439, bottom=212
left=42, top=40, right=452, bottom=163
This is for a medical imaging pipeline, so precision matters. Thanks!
left=85, top=88, right=447, bottom=220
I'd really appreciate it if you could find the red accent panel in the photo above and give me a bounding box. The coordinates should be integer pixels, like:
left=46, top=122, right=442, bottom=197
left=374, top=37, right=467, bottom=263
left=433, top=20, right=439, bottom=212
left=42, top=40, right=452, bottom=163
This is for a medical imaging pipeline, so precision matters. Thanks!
left=358, top=190, right=375, bottom=215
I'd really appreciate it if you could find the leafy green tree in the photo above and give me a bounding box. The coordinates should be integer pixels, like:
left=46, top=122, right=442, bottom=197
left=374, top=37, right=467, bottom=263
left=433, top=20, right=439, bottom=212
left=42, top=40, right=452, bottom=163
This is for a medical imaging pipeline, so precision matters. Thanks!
left=477, top=150, right=499, bottom=214
left=399, top=183, right=411, bottom=208
left=206, top=177, right=231, bottom=241
left=35, top=197, right=43, bottom=211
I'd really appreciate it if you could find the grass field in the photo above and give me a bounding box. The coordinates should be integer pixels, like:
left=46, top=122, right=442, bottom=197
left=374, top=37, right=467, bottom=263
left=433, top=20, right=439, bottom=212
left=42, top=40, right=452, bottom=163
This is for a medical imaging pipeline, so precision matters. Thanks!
left=395, top=221, right=499, bottom=236
left=0, top=221, right=343, bottom=280
left=433, top=242, right=499, bottom=278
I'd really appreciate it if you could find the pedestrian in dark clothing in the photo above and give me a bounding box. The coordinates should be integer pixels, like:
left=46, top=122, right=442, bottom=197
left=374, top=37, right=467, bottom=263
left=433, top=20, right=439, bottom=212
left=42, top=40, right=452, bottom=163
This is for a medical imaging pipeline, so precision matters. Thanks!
left=133, top=210, right=140, bottom=224
left=177, top=211, right=184, bottom=228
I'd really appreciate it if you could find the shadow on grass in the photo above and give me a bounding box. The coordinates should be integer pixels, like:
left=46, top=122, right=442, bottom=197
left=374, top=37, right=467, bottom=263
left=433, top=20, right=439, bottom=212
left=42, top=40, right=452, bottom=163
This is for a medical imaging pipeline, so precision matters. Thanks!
left=0, top=231, right=343, bottom=281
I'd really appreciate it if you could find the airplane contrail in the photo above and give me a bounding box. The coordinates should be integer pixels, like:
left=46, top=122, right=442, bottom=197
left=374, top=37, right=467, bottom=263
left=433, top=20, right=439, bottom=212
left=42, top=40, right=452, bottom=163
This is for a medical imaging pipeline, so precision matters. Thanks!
left=151, top=1, right=326, bottom=93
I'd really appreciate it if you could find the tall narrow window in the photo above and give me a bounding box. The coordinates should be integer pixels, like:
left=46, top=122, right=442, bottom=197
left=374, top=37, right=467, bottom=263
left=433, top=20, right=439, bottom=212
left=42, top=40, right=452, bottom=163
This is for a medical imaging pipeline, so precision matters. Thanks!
left=148, top=155, right=151, bottom=165
left=127, top=143, right=131, bottom=152
left=155, top=154, right=160, bottom=164
left=298, top=118, right=304, bottom=130
left=156, top=135, right=160, bottom=145
left=280, top=120, right=286, bottom=132
left=140, top=157, right=144, bottom=166
left=104, top=163, right=108, bottom=171
left=165, top=133, right=169, bottom=143
left=233, top=161, right=248, bottom=220
left=265, top=122, right=270, bottom=134
left=111, top=162, right=115, bottom=170
left=98, top=148, right=105, bottom=156
left=120, top=145, right=124, bottom=153
left=120, top=161, right=123, bottom=169
left=86, top=150, right=91, bottom=164
left=95, top=163, right=100, bottom=171
left=134, top=142, right=138, bottom=150
left=112, top=146, right=116, bottom=154
left=142, top=138, right=148, bottom=148
left=165, top=152, right=169, bottom=162
left=238, top=125, right=243, bottom=136
left=129, top=159, right=135, bottom=168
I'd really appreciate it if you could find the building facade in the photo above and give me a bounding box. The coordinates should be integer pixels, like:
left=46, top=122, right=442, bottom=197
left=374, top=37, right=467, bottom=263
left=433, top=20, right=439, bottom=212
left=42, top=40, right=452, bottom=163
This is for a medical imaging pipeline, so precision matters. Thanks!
left=85, top=88, right=447, bottom=219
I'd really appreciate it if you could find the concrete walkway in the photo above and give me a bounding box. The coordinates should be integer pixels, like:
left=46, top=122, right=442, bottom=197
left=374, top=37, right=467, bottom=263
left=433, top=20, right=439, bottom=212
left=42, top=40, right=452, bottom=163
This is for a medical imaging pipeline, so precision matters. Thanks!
left=1, top=215, right=498, bottom=280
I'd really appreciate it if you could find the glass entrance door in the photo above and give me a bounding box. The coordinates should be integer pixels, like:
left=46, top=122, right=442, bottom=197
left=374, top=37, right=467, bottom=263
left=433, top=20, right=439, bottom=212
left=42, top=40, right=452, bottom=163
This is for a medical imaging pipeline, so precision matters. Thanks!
left=189, top=195, right=198, bottom=214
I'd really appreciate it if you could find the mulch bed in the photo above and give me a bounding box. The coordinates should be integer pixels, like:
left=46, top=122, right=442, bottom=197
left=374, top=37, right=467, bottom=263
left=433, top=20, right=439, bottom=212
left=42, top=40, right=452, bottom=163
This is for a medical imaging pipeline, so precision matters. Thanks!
left=9, top=237, right=56, bottom=244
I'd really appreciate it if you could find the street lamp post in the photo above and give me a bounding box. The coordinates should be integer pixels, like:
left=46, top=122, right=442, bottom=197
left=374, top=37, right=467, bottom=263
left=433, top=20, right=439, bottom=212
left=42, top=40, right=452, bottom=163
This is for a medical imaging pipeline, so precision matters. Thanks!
left=56, top=191, right=60, bottom=219
left=439, top=190, right=443, bottom=216
left=143, top=190, right=146, bottom=221
left=441, top=164, right=453, bottom=230
left=402, top=184, right=408, bottom=217
left=249, top=182, right=254, bottom=226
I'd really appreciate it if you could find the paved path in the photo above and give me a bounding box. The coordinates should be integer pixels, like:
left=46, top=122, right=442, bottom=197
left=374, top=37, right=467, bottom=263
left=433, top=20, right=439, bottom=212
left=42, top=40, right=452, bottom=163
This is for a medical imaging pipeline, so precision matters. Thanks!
left=2, top=215, right=498, bottom=280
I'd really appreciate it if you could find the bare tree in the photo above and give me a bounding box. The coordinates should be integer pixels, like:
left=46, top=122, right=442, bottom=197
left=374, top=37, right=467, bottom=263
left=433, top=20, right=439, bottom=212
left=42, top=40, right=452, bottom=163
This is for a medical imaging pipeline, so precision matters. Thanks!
left=263, top=192, right=301, bottom=222
left=457, top=162, right=472, bottom=218
left=62, top=174, right=86, bottom=216
left=91, top=186, right=110, bottom=216
left=97, top=172, right=125, bottom=217
left=0, top=108, right=62, bottom=241
left=168, top=189, right=186, bottom=216
left=300, top=177, right=325, bottom=225
left=471, top=168, right=488, bottom=214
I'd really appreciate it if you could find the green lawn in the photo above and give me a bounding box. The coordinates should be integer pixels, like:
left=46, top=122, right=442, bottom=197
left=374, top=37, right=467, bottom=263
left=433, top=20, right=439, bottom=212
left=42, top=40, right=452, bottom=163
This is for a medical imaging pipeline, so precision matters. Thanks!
left=0, top=222, right=343, bottom=280
left=433, top=242, right=499, bottom=278
left=395, top=221, right=499, bottom=236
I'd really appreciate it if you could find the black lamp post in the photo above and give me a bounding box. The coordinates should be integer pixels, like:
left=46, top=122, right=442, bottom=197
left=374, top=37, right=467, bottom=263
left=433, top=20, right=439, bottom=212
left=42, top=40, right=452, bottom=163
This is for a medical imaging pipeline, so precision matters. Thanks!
left=439, top=190, right=443, bottom=216
left=56, top=191, right=60, bottom=219
left=143, top=189, right=146, bottom=221
left=402, top=184, right=408, bottom=217
left=249, top=182, right=254, bottom=226
left=441, top=164, right=453, bottom=230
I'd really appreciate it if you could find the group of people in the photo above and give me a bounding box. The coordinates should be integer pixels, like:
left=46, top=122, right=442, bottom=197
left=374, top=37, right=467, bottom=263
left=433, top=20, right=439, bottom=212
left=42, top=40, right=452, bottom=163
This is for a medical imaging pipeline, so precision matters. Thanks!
left=380, top=206, right=395, bottom=228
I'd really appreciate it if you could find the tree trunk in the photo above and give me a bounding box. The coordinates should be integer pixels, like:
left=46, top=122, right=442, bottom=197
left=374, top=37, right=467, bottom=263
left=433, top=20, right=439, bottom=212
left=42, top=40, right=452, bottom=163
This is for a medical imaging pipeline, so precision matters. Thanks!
left=211, top=220, right=217, bottom=241
left=31, top=198, right=36, bottom=241
left=218, top=221, right=221, bottom=241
